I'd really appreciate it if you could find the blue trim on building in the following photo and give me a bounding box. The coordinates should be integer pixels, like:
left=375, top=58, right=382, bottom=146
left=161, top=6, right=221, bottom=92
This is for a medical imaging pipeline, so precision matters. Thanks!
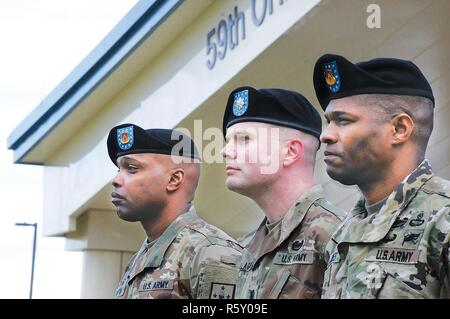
left=7, top=0, right=183, bottom=164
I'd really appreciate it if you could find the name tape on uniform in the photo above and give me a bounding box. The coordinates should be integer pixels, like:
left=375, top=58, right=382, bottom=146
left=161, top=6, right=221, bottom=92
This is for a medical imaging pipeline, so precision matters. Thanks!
left=365, top=247, right=420, bottom=264
left=273, top=250, right=315, bottom=265
left=139, top=279, right=174, bottom=292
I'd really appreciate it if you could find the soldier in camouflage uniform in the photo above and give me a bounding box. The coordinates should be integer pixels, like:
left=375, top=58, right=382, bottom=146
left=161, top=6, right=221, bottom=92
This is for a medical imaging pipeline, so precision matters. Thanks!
left=107, top=123, right=242, bottom=299
left=313, top=54, right=450, bottom=298
left=221, top=87, right=344, bottom=298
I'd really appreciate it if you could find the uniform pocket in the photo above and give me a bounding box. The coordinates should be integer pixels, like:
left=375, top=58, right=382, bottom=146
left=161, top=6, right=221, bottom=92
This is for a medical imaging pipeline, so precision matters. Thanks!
left=267, top=269, right=318, bottom=299
left=377, top=272, right=425, bottom=299
left=267, top=269, right=290, bottom=298
left=358, top=262, right=425, bottom=299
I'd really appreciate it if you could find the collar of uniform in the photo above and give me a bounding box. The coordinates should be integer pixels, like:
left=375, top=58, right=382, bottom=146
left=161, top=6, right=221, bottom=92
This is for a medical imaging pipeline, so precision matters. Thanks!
left=279, top=184, right=324, bottom=243
left=144, top=206, right=198, bottom=268
left=125, top=207, right=197, bottom=283
left=333, top=160, right=434, bottom=244
left=245, top=184, right=324, bottom=262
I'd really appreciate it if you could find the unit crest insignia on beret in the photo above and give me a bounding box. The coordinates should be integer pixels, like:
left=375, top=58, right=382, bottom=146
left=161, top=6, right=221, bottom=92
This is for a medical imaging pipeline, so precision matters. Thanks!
left=323, top=61, right=341, bottom=93
left=117, top=125, right=134, bottom=150
left=233, top=89, right=249, bottom=116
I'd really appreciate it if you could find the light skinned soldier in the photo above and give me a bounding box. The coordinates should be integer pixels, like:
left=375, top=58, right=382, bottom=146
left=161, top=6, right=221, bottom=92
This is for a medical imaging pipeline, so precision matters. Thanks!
left=313, top=54, right=450, bottom=298
left=108, top=123, right=242, bottom=299
left=221, top=87, right=344, bottom=298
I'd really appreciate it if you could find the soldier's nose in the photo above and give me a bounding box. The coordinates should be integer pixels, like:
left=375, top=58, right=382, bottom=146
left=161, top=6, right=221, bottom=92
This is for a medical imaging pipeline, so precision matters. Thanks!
left=320, top=125, right=338, bottom=144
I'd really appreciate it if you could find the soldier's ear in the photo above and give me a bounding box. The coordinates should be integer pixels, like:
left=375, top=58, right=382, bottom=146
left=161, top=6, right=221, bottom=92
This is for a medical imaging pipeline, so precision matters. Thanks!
left=283, top=138, right=303, bottom=167
left=391, top=113, right=414, bottom=145
left=167, top=168, right=185, bottom=192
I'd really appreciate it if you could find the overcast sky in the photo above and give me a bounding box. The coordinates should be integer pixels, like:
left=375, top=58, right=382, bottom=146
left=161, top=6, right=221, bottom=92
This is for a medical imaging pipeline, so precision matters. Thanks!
left=0, top=0, right=138, bottom=298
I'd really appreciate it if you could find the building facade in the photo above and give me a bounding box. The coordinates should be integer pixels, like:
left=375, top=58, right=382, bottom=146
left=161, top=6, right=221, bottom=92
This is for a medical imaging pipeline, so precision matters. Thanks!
left=8, top=0, right=450, bottom=298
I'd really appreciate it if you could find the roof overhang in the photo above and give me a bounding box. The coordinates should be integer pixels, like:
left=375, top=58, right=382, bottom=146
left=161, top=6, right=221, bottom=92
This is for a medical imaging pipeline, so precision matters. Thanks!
left=7, top=0, right=214, bottom=164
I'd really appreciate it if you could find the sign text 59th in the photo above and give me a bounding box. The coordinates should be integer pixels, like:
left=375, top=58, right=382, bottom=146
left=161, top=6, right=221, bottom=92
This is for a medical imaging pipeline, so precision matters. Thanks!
left=206, top=0, right=287, bottom=70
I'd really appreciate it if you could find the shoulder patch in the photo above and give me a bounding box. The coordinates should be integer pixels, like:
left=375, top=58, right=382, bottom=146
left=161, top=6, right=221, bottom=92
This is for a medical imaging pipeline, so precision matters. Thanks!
left=237, top=228, right=258, bottom=247
left=314, top=198, right=347, bottom=221
left=187, top=221, right=241, bottom=250
left=421, top=176, right=450, bottom=198
left=196, top=264, right=239, bottom=299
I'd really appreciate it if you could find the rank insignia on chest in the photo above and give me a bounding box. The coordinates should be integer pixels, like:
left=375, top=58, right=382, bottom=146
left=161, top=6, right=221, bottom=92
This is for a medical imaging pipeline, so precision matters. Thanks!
left=209, top=283, right=235, bottom=299
left=289, top=239, right=304, bottom=253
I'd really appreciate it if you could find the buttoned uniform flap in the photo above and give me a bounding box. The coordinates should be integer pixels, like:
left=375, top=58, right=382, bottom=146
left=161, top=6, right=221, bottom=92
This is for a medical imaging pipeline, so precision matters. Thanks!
left=361, top=262, right=425, bottom=299
left=377, top=272, right=425, bottom=299
left=267, top=269, right=318, bottom=299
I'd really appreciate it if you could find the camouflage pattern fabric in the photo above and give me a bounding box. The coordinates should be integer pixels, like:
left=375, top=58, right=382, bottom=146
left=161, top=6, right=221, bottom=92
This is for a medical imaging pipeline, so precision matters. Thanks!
left=115, top=207, right=242, bottom=299
left=322, top=160, right=450, bottom=299
left=236, top=185, right=344, bottom=298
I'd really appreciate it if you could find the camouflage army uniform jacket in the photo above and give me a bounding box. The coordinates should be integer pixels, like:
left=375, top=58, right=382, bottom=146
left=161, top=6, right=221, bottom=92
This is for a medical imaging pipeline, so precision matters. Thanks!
left=115, top=207, right=242, bottom=299
left=236, top=185, right=344, bottom=299
left=322, top=160, right=450, bottom=299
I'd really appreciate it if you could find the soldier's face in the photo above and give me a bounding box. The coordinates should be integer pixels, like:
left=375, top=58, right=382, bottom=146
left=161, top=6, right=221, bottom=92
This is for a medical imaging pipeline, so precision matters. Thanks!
left=111, top=154, right=168, bottom=222
left=221, top=122, right=282, bottom=197
left=320, top=96, right=393, bottom=186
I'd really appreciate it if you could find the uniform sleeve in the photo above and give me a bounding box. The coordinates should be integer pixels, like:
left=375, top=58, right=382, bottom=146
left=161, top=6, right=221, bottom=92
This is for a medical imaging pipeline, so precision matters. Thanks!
left=312, top=210, right=342, bottom=263
left=189, top=242, right=242, bottom=299
left=433, top=205, right=450, bottom=298
left=114, top=252, right=138, bottom=298
left=439, top=219, right=450, bottom=298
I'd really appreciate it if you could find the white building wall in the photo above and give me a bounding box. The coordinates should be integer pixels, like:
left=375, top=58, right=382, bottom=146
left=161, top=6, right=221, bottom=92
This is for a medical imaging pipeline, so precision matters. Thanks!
left=32, top=0, right=449, bottom=297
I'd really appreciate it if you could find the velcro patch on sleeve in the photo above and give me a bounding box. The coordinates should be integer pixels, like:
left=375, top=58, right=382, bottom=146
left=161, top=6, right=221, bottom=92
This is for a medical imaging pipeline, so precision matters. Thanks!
left=197, top=264, right=239, bottom=299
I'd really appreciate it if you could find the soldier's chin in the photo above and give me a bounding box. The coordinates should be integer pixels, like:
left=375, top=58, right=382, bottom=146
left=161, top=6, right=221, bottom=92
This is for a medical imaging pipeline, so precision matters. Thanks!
left=116, top=209, right=141, bottom=222
left=225, top=179, right=240, bottom=192
left=225, top=178, right=249, bottom=196
left=326, top=167, right=357, bottom=186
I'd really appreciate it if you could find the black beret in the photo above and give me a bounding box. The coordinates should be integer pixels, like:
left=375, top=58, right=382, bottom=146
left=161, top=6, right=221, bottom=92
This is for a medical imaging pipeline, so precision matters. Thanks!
left=107, top=123, right=199, bottom=166
left=222, top=86, right=322, bottom=139
left=313, top=54, right=435, bottom=110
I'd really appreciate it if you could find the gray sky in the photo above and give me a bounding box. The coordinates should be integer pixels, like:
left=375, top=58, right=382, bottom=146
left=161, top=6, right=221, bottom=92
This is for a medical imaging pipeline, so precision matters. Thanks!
left=0, top=0, right=138, bottom=298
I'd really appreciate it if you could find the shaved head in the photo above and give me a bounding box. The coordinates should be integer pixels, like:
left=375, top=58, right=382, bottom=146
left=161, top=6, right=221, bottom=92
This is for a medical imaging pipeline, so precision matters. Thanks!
left=157, top=154, right=201, bottom=201
left=355, top=94, right=434, bottom=155
left=279, top=126, right=320, bottom=168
